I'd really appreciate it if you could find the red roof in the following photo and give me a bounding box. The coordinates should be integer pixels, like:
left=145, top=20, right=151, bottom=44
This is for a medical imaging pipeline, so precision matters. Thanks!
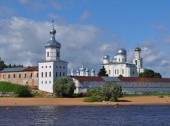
left=23, top=66, right=38, bottom=71
left=72, top=76, right=104, bottom=82
left=118, top=77, right=170, bottom=83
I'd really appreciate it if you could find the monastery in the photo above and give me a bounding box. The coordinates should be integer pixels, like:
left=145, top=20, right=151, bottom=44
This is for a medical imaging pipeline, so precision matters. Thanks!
left=0, top=22, right=170, bottom=94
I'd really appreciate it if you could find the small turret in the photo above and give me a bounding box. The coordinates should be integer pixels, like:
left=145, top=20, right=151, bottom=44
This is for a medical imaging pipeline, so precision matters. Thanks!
left=103, top=55, right=110, bottom=64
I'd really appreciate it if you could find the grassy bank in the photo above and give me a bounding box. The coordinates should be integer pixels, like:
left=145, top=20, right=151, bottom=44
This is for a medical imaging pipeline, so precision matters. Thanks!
left=0, top=81, right=33, bottom=97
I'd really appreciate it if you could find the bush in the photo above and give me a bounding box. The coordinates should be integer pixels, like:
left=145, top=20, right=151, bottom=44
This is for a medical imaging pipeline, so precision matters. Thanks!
left=85, top=82, right=122, bottom=102
left=16, top=86, right=33, bottom=97
left=84, top=95, right=103, bottom=102
left=53, top=77, right=76, bottom=97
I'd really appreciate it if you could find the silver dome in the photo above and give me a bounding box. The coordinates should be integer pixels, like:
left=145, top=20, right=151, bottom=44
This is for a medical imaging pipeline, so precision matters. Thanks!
left=45, top=37, right=61, bottom=48
left=135, top=47, right=141, bottom=51
left=85, top=68, right=89, bottom=72
left=80, top=66, right=85, bottom=71
left=117, top=48, right=126, bottom=55
left=103, top=55, right=110, bottom=59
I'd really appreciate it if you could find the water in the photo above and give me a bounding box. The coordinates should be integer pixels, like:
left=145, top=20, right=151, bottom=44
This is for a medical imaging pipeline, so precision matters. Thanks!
left=0, top=105, right=170, bottom=126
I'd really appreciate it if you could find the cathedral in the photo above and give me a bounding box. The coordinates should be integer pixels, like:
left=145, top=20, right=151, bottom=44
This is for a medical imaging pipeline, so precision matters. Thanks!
left=102, top=47, right=145, bottom=77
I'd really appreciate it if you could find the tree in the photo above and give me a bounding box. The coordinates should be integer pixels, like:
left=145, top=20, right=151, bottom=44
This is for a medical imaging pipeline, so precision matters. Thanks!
left=53, top=77, right=76, bottom=97
left=98, top=66, right=108, bottom=76
left=0, top=60, right=6, bottom=69
left=139, top=69, right=162, bottom=78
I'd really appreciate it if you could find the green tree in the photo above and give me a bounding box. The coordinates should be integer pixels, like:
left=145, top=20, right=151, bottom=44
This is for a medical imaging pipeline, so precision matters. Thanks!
left=53, top=77, right=76, bottom=97
left=139, top=69, right=162, bottom=78
left=98, top=66, right=108, bottom=76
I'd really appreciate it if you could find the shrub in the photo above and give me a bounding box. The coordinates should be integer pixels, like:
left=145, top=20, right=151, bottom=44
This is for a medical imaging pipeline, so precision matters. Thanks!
left=16, top=86, right=33, bottom=97
left=84, top=95, right=103, bottom=102
left=53, top=77, right=76, bottom=97
left=85, top=82, right=122, bottom=102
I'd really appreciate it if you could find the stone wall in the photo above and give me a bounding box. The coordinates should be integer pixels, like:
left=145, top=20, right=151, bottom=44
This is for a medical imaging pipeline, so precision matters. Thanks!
left=0, top=71, right=38, bottom=88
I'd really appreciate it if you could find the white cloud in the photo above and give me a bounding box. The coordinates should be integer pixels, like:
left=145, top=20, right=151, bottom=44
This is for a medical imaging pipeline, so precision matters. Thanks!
left=0, top=17, right=121, bottom=74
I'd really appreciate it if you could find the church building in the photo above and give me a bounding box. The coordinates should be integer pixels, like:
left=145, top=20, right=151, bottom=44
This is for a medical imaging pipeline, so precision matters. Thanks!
left=102, top=47, right=145, bottom=77
left=38, top=22, right=68, bottom=93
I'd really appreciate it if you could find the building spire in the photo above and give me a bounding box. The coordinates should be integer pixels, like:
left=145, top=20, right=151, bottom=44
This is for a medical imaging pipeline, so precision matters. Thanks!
left=50, top=20, right=56, bottom=39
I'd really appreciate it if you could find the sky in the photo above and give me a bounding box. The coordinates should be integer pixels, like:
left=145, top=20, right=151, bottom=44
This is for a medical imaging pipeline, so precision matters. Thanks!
left=0, top=0, right=170, bottom=77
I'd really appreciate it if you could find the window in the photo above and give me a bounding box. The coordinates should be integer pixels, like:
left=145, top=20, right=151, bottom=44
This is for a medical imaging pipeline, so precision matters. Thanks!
left=135, top=60, right=137, bottom=65
left=25, top=74, right=27, bottom=78
left=122, top=69, right=124, bottom=74
left=19, top=74, right=21, bottom=78
left=132, top=71, right=134, bottom=74
left=47, top=52, right=49, bottom=57
left=49, top=72, right=51, bottom=77
left=49, top=81, right=51, bottom=84
left=56, top=72, right=58, bottom=77
left=45, top=81, right=47, bottom=84
left=49, top=66, right=51, bottom=68
left=37, top=73, right=38, bottom=77
left=42, top=66, right=43, bottom=68
left=41, top=81, right=43, bottom=84
left=41, top=72, right=43, bottom=77
left=30, top=73, right=33, bottom=78
left=115, top=70, right=116, bottom=75
left=45, top=72, right=47, bottom=77
left=60, top=72, right=61, bottom=77
left=63, top=72, right=65, bottom=76
left=57, top=52, right=60, bottom=57
left=3, top=75, right=5, bottom=79
left=13, top=74, right=15, bottom=78
left=8, top=74, right=10, bottom=79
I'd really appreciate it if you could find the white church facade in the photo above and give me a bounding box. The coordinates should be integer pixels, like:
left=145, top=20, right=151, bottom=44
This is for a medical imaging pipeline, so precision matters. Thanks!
left=38, top=22, right=68, bottom=93
left=102, top=47, right=145, bottom=77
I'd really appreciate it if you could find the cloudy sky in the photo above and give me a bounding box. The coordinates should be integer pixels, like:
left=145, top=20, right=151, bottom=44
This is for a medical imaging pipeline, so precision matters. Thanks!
left=0, top=0, right=170, bottom=77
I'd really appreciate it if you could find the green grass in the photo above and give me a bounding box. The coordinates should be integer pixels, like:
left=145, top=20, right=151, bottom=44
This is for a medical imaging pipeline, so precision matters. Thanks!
left=0, top=81, right=24, bottom=93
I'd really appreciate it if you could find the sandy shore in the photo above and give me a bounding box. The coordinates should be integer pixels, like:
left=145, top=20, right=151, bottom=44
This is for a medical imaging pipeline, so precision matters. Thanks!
left=0, top=96, right=170, bottom=106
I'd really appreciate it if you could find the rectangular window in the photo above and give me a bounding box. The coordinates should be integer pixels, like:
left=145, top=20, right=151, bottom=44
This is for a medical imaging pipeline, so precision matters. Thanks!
left=49, top=72, right=51, bottom=77
left=45, top=72, right=47, bottom=77
left=63, top=72, right=65, bottom=76
left=37, top=73, right=38, bottom=77
left=19, top=74, right=21, bottom=78
left=47, top=52, right=49, bottom=57
left=60, top=72, right=61, bottom=77
left=25, top=74, right=27, bottom=78
left=57, top=52, right=60, bottom=57
left=13, top=74, right=15, bottom=78
left=30, top=73, right=33, bottom=78
left=3, top=75, right=5, bottom=79
left=8, top=74, right=10, bottom=79
left=56, top=72, right=58, bottom=77
left=41, top=72, right=43, bottom=77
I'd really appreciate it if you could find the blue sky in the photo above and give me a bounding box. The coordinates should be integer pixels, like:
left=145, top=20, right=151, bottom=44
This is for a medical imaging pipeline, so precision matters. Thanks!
left=0, top=0, right=170, bottom=77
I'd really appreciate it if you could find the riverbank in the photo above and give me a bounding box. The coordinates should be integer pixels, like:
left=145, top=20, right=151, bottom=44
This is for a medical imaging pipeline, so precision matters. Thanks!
left=0, top=96, right=170, bottom=106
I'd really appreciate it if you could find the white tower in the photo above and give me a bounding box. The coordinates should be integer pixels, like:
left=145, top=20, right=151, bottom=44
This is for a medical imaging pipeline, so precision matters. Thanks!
left=38, top=21, right=68, bottom=93
left=45, top=22, right=61, bottom=61
left=133, top=47, right=142, bottom=73
left=116, top=49, right=126, bottom=63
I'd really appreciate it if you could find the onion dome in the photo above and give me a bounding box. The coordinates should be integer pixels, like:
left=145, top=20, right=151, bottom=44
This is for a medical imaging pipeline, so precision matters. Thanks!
left=103, top=55, right=109, bottom=59
left=117, top=48, right=126, bottom=55
left=135, top=47, right=141, bottom=51
left=79, top=66, right=85, bottom=71
left=45, top=21, right=61, bottom=48
left=85, top=68, right=89, bottom=72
